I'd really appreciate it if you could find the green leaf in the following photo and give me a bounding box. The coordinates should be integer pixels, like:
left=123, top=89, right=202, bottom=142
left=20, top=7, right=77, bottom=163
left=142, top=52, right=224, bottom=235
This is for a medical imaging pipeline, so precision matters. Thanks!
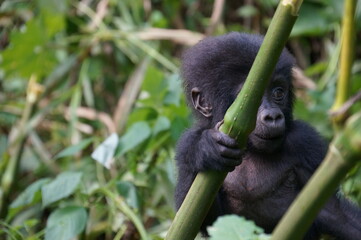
left=170, top=116, right=188, bottom=141
left=45, top=206, right=87, bottom=240
left=141, top=66, right=165, bottom=96
left=118, top=121, right=151, bottom=155
left=1, top=19, right=57, bottom=78
left=10, top=178, right=50, bottom=208
left=153, top=116, right=171, bottom=136
left=116, top=181, right=140, bottom=209
left=41, top=10, right=65, bottom=37
left=208, top=215, right=270, bottom=240
left=163, top=74, right=182, bottom=106
left=54, top=138, right=92, bottom=159
left=237, top=5, right=259, bottom=18
left=291, top=3, right=333, bottom=37
left=42, top=172, right=83, bottom=207
left=127, top=107, right=158, bottom=127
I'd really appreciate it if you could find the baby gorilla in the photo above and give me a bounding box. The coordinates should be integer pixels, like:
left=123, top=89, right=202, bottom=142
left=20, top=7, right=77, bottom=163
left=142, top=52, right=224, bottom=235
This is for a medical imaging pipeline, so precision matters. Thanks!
left=175, top=32, right=361, bottom=239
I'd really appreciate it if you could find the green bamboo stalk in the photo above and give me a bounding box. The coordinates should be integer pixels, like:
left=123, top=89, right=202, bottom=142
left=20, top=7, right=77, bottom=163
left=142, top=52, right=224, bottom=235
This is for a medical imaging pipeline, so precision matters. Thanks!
left=271, top=1, right=358, bottom=238
left=331, top=0, right=357, bottom=125
left=165, top=1, right=303, bottom=239
left=271, top=112, right=361, bottom=240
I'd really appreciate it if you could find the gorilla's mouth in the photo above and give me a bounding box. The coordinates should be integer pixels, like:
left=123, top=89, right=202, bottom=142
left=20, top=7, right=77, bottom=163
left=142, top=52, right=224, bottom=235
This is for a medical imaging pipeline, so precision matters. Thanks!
left=248, top=132, right=285, bottom=153
left=254, top=133, right=284, bottom=141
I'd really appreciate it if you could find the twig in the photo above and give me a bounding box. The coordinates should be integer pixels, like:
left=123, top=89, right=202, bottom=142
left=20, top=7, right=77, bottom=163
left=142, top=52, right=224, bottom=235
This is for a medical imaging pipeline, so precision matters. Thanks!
left=206, top=0, right=225, bottom=36
left=292, top=67, right=316, bottom=90
left=113, top=59, right=149, bottom=133
left=135, top=28, right=204, bottom=46
left=29, top=131, right=60, bottom=173
left=143, top=0, right=152, bottom=18
left=65, top=107, right=116, bottom=134
left=329, top=90, right=361, bottom=117
left=89, top=0, right=109, bottom=30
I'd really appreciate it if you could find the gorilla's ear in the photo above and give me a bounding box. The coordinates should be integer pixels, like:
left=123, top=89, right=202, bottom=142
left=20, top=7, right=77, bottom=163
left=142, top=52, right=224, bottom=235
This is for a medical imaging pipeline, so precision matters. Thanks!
left=191, top=87, right=212, bottom=118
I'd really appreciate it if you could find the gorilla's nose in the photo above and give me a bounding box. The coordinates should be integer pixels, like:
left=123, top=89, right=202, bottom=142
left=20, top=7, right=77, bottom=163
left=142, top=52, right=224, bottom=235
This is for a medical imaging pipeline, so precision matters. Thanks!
left=260, top=108, right=285, bottom=129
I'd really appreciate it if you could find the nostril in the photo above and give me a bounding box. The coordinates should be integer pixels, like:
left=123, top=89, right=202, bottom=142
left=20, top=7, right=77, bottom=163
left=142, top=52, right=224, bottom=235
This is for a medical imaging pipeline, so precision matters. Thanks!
left=274, top=113, right=283, bottom=122
left=262, top=112, right=284, bottom=123
left=264, top=115, right=274, bottom=122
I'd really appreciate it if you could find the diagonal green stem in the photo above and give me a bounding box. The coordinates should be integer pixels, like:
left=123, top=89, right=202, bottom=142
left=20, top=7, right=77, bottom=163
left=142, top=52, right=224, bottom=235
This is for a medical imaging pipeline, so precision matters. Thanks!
left=271, top=113, right=361, bottom=240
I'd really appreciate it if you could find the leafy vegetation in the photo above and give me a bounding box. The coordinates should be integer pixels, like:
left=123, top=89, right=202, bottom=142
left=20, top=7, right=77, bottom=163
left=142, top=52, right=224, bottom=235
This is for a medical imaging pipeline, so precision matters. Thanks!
left=208, top=215, right=270, bottom=240
left=0, top=0, right=360, bottom=239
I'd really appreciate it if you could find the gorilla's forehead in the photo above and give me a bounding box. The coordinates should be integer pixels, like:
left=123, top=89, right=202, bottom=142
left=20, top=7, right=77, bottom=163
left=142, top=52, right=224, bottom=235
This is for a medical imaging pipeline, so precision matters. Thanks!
left=233, top=72, right=290, bottom=94
left=181, top=32, right=295, bottom=99
left=182, top=32, right=294, bottom=76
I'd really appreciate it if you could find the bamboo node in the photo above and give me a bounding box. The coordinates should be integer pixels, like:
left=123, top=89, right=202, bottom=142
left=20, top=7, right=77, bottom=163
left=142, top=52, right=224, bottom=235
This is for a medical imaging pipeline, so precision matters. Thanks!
left=282, top=0, right=302, bottom=16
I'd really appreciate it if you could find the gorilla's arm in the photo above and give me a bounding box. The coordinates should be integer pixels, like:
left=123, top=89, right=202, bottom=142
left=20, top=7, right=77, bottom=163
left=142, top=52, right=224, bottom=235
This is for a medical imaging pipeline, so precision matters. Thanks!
left=175, top=127, right=242, bottom=209
left=174, top=127, right=243, bottom=233
left=174, top=128, right=202, bottom=209
left=317, top=196, right=361, bottom=240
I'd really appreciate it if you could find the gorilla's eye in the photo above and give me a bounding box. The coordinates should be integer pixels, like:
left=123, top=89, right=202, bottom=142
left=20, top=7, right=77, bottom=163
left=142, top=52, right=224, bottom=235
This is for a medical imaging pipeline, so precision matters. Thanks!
left=272, top=87, right=285, bottom=101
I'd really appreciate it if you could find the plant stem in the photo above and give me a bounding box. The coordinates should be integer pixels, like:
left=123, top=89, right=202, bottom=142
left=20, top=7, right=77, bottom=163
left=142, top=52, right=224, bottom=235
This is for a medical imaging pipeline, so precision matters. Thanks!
left=95, top=188, right=149, bottom=240
left=165, top=1, right=302, bottom=239
left=0, top=76, right=44, bottom=218
left=271, top=113, right=361, bottom=240
left=331, top=0, right=357, bottom=125
left=271, top=1, right=358, bottom=238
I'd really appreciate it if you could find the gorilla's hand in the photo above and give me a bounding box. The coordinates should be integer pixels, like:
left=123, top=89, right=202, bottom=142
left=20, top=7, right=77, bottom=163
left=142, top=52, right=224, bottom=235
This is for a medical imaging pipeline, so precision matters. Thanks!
left=196, top=123, right=243, bottom=172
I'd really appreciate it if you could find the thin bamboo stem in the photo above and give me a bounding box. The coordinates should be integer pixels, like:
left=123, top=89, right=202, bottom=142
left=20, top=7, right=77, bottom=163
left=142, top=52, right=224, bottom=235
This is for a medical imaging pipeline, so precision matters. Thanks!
left=331, top=0, right=357, bottom=125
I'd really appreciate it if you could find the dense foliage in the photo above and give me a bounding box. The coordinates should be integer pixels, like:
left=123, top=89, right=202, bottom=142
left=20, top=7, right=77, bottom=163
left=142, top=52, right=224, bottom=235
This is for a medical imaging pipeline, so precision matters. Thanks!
left=0, top=0, right=360, bottom=239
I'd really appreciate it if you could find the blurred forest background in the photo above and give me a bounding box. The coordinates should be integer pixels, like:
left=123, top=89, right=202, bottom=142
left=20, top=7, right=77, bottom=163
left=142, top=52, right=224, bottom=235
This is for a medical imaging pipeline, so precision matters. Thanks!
left=0, top=0, right=361, bottom=239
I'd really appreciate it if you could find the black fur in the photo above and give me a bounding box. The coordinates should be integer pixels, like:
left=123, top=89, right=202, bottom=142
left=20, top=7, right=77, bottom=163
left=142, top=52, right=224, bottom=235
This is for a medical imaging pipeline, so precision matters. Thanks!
left=175, top=32, right=361, bottom=239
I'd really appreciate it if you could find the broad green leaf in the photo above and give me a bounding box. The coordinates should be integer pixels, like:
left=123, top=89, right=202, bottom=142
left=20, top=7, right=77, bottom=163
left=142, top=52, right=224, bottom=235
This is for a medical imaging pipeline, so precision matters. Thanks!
left=116, top=181, right=140, bottom=209
left=153, top=116, right=171, bottom=136
left=291, top=3, right=333, bottom=37
left=42, top=172, right=82, bottom=207
left=127, top=107, right=158, bottom=127
left=10, top=178, right=50, bottom=208
left=170, top=116, right=189, bottom=141
left=54, top=138, right=92, bottom=159
left=1, top=19, right=57, bottom=78
left=91, top=133, right=119, bottom=169
left=208, top=215, right=270, bottom=240
left=45, top=206, right=87, bottom=240
left=118, top=121, right=151, bottom=155
left=163, top=74, right=182, bottom=106
left=41, top=10, right=65, bottom=38
left=141, top=66, right=165, bottom=96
